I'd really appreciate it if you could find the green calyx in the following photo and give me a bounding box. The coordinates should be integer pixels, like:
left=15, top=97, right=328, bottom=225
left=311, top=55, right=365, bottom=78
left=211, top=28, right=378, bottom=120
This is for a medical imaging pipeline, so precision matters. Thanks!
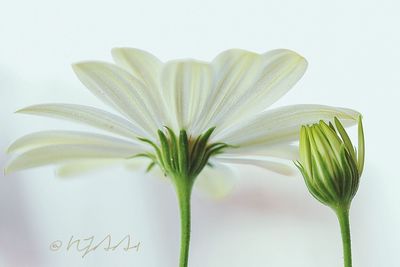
left=136, top=127, right=230, bottom=183
left=295, top=116, right=365, bottom=209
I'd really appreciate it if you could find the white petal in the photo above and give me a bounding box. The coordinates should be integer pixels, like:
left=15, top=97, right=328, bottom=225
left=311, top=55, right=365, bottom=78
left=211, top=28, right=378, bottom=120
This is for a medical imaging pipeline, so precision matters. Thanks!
left=5, top=144, right=140, bottom=174
left=215, top=157, right=294, bottom=176
left=17, top=104, right=147, bottom=140
left=224, top=144, right=299, bottom=161
left=73, top=61, right=163, bottom=135
left=195, top=161, right=238, bottom=198
left=195, top=49, right=307, bottom=134
left=7, top=130, right=142, bottom=153
left=215, top=104, right=360, bottom=147
left=111, top=48, right=162, bottom=90
left=161, top=60, right=212, bottom=132
left=56, top=159, right=122, bottom=177
left=111, top=48, right=170, bottom=127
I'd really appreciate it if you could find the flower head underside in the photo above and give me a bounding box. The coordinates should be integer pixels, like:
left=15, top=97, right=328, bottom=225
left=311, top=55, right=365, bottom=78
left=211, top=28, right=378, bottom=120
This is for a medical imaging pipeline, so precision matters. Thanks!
left=6, top=48, right=360, bottom=195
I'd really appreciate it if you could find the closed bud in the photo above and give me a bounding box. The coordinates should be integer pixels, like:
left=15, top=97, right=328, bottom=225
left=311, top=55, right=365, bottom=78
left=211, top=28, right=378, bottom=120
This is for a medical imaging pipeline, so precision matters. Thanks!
left=295, top=116, right=365, bottom=209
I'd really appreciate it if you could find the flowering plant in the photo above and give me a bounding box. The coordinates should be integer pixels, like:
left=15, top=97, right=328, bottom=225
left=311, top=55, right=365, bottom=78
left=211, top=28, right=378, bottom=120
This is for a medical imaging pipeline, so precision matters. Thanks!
left=6, top=48, right=359, bottom=266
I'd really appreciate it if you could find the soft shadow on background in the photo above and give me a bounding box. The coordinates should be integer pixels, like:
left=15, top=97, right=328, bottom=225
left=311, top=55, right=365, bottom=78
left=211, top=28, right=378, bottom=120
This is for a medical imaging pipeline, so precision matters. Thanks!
left=1, top=0, right=399, bottom=266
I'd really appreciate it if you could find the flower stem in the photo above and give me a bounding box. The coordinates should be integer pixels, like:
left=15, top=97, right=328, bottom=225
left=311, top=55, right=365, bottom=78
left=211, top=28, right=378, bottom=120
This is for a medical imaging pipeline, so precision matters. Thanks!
left=335, top=207, right=352, bottom=267
left=174, top=177, right=193, bottom=267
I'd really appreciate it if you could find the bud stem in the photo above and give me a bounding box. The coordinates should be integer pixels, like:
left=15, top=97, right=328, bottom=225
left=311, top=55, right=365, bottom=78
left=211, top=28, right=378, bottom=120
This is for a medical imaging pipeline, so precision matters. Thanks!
left=336, top=207, right=352, bottom=267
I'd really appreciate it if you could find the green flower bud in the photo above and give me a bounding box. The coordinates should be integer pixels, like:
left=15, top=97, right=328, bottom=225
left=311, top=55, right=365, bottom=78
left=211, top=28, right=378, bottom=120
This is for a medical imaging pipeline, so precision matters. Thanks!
left=295, top=116, right=365, bottom=209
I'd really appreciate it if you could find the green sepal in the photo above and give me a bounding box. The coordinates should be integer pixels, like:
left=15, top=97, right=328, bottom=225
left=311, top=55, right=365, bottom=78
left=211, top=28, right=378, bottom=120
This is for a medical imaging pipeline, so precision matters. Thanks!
left=357, top=116, right=365, bottom=175
left=137, top=127, right=230, bottom=187
left=158, top=130, right=173, bottom=173
left=334, top=117, right=356, bottom=161
left=146, top=162, right=156, bottom=172
left=165, top=127, right=179, bottom=170
left=178, top=130, right=189, bottom=176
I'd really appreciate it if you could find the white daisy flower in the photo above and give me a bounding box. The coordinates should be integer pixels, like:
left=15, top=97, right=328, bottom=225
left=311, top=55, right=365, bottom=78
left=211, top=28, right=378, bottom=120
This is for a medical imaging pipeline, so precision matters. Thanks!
left=5, top=48, right=359, bottom=267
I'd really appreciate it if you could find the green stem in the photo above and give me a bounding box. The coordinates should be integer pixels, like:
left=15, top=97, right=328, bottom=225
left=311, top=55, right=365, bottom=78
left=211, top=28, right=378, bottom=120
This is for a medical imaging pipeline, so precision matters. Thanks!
left=175, top=178, right=193, bottom=267
left=336, top=207, right=352, bottom=267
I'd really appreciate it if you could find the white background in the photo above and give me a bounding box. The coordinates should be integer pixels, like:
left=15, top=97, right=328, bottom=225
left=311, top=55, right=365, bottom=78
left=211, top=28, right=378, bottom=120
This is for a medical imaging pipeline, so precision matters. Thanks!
left=1, top=0, right=399, bottom=266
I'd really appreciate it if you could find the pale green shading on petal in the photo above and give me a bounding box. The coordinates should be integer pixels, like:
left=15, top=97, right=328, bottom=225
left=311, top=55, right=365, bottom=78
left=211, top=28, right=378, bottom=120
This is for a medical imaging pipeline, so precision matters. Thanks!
left=16, top=103, right=147, bottom=140
left=111, top=48, right=170, bottom=128
left=56, top=159, right=123, bottom=177
left=7, top=130, right=142, bottom=153
left=194, top=49, right=259, bottom=134
left=216, top=104, right=360, bottom=147
left=195, top=49, right=307, bottom=135
left=5, top=144, right=139, bottom=174
left=72, top=61, right=162, bottom=135
left=214, top=156, right=295, bottom=176
left=224, top=143, right=299, bottom=161
left=111, top=48, right=162, bottom=89
left=195, top=162, right=238, bottom=199
left=161, top=60, right=212, bottom=133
